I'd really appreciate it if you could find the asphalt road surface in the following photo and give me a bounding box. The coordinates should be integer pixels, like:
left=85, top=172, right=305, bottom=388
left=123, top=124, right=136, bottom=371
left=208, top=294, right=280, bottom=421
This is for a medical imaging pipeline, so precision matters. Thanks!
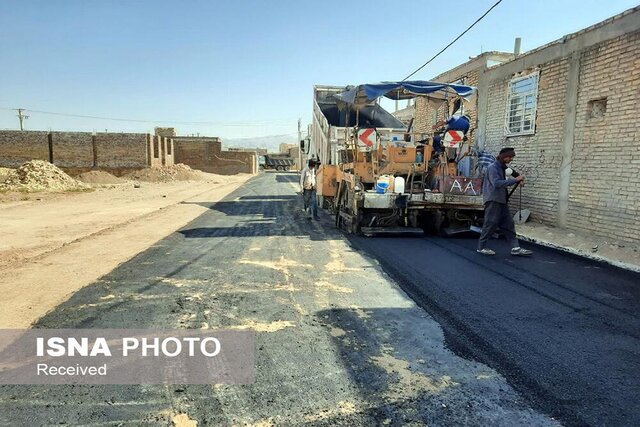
left=0, top=172, right=638, bottom=426
left=349, top=231, right=640, bottom=426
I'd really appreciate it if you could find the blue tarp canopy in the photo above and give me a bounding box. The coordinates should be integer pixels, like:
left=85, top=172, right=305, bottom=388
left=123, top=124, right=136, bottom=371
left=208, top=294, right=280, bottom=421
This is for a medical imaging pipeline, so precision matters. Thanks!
left=334, top=80, right=476, bottom=106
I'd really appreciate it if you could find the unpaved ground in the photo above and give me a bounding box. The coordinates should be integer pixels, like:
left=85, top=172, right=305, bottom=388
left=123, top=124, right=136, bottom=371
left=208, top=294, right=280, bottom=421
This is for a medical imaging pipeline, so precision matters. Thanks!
left=0, top=173, right=252, bottom=328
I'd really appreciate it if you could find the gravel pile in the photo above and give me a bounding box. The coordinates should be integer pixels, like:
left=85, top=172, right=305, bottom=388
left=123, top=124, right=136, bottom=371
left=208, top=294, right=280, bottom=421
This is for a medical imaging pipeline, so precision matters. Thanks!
left=0, top=167, right=15, bottom=184
left=0, top=160, right=90, bottom=192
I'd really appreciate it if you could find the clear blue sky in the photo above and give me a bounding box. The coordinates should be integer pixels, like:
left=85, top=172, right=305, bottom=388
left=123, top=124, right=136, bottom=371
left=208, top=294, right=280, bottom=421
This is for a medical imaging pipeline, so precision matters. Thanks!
left=0, top=0, right=637, bottom=139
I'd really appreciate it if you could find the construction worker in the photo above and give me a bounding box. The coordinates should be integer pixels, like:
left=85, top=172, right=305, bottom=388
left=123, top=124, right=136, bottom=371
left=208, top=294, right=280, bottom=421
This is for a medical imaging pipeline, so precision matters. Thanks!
left=300, top=159, right=319, bottom=220
left=477, top=147, right=532, bottom=256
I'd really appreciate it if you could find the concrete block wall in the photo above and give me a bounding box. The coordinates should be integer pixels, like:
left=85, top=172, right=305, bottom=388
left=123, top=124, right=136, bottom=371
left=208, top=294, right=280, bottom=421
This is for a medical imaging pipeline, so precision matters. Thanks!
left=567, top=31, right=640, bottom=243
left=0, top=131, right=49, bottom=166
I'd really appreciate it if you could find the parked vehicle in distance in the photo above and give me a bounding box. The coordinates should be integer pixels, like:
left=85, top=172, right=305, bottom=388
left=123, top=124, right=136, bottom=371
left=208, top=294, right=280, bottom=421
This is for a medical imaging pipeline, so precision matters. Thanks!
left=259, top=154, right=295, bottom=171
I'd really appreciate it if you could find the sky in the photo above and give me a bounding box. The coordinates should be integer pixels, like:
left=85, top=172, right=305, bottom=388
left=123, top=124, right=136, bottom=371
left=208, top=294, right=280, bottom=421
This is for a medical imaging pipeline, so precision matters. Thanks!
left=0, top=0, right=637, bottom=140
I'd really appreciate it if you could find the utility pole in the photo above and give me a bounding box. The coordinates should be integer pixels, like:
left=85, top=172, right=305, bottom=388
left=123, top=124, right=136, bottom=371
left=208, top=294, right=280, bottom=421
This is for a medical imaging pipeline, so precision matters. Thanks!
left=17, top=109, right=29, bottom=131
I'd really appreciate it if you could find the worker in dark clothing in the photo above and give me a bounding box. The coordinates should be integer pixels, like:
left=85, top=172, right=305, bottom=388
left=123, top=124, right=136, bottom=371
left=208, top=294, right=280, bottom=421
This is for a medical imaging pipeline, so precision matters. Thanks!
left=477, top=147, right=532, bottom=256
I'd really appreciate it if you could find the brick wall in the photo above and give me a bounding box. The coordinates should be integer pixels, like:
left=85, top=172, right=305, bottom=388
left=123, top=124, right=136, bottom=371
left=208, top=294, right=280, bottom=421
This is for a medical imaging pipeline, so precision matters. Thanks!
left=211, top=150, right=257, bottom=175
left=484, top=58, right=569, bottom=225
left=155, top=127, right=177, bottom=137
left=95, top=133, right=149, bottom=169
left=164, top=137, right=174, bottom=166
left=0, top=130, right=174, bottom=172
left=149, top=135, right=161, bottom=168
left=51, top=131, right=94, bottom=168
left=567, top=31, right=640, bottom=243
left=414, top=69, right=481, bottom=135
left=172, top=136, right=254, bottom=174
left=173, top=138, right=221, bottom=170
left=0, top=131, right=49, bottom=166
left=481, top=21, right=640, bottom=243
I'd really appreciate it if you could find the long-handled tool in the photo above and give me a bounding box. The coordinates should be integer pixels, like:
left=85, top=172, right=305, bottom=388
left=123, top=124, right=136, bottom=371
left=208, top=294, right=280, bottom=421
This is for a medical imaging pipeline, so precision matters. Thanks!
left=509, top=182, right=530, bottom=224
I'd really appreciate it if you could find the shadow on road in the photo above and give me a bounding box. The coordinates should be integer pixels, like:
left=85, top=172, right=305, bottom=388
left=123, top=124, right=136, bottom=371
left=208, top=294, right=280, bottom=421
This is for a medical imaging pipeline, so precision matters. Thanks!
left=179, top=196, right=336, bottom=241
left=238, top=195, right=299, bottom=201
left=274, top=174, right=299, bottom=183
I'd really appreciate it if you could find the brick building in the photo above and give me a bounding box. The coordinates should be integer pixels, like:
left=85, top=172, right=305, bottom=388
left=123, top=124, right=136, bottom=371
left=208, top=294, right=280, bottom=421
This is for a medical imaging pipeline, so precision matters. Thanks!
left=406, top=7, right=640, bottom=244
left=477, top=7, right=640, bottom=244
left=409, top=51, right=514, bottom=134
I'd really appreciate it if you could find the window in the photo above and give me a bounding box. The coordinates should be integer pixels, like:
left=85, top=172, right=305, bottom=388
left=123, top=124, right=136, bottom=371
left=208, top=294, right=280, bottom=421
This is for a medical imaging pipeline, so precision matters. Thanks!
left=505, top=72, right=539, bottom=136
left=588, top=98, right=607, bottom=119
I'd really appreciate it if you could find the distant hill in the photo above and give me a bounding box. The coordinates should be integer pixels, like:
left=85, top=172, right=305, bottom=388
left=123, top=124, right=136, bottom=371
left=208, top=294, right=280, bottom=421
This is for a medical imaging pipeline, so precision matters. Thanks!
left=223, top=134, right=298, bottom=153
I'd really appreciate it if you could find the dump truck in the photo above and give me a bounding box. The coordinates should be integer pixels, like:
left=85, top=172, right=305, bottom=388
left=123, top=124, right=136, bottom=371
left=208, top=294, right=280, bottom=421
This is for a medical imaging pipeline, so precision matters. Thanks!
left=259, top=153, right=296, bottom=171
left=308, top=82, right=485, bottom=236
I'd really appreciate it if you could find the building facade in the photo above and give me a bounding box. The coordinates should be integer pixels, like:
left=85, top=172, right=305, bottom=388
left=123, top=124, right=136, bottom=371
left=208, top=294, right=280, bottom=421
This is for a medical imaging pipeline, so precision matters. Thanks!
left=412, top=51, right=514, bottom=135
left=478, top=7, right=640, bottom=244
left=407, top=7, right=640, bottom=244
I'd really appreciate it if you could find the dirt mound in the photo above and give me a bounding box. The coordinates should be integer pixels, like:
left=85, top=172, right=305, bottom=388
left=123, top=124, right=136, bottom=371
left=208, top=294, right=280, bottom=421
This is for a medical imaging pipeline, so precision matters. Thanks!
left=125, top=164, right=207, bottom=182
left=76, top=170, right=126, bottom=185
left=0, top=160, right=90, bottom=192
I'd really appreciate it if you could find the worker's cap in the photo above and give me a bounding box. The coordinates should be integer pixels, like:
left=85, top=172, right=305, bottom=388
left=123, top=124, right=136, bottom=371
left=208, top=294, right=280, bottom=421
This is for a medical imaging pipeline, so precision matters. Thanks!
left=498, top=147, right=516, bottom=158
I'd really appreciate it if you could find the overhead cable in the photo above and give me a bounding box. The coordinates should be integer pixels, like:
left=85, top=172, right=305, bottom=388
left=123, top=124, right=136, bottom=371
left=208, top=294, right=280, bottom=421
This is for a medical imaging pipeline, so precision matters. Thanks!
left=401, top=0, right=504, bottom=81
left=0, top=107, right=295, bottom=127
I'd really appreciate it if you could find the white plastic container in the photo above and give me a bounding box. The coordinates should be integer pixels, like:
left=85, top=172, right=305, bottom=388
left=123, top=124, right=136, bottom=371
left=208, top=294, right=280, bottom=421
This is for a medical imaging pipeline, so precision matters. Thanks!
left=394, top=176, right=405, bottom=194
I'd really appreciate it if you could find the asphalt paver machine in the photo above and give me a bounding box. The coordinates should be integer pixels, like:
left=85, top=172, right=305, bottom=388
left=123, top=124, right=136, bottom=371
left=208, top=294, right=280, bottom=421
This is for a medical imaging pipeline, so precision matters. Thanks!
left=319, top=81, right=484, bottom=236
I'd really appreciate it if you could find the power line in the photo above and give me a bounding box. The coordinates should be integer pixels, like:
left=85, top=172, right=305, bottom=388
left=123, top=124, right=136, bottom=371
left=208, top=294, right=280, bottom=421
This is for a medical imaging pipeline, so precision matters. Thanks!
left=0, top=107, right=296, bottom=127
left=401, top=0, right=504, bottom=81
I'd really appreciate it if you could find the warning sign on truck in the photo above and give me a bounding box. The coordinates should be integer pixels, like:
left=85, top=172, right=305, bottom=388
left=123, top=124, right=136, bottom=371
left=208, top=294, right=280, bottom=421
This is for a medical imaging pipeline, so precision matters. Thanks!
left=357, top=128, right=376, bottom=150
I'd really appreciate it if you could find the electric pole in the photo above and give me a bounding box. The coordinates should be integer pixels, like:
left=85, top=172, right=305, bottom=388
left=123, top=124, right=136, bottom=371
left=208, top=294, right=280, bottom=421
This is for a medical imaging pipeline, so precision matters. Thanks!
left=17, top=109, right=29, bottom=131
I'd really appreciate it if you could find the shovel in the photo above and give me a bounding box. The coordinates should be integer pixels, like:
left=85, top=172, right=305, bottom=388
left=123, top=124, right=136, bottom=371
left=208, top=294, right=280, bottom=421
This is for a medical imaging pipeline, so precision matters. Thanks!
left=509, top=184, right=529, bottom=224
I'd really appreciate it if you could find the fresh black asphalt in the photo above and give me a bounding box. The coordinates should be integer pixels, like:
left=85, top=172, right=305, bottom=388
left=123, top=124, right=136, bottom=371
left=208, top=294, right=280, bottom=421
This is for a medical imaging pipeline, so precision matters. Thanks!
left=348, top=232, right=640, bottom=426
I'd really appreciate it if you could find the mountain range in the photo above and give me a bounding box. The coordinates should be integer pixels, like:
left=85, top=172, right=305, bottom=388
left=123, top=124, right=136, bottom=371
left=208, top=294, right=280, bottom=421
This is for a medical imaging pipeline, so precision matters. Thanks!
left=222, top=134, right=299, bottom=153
